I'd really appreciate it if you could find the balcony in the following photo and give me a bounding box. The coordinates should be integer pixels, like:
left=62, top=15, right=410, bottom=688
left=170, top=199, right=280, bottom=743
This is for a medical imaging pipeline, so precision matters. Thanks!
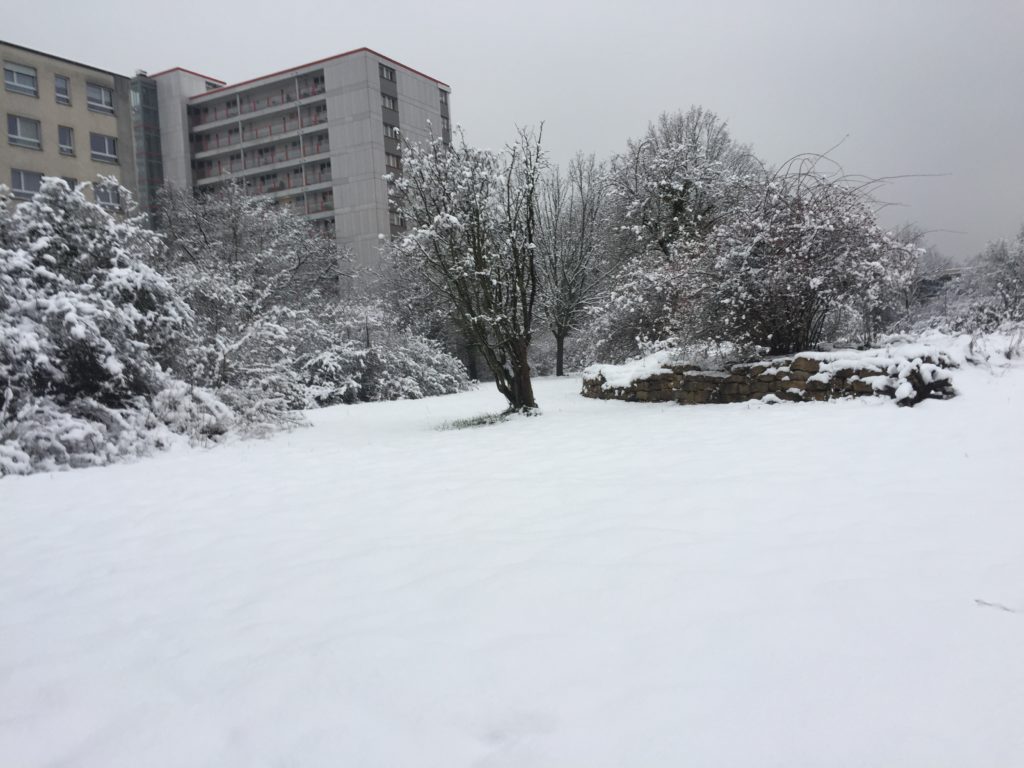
left=194, top=131, right=242, bottom=156
left=245, top=143, right=303, bottom=169
left=242, top=117, right=301, bottom=144
left=190, top=101, right=240, bottom=128
left=192, top=82, right=326, bottom=131
left=195, top=139, right=330, bottom=185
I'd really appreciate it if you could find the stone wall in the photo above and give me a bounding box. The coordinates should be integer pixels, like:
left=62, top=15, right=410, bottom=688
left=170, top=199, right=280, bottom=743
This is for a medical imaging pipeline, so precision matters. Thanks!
left=582, top=351, right=956, bottom=407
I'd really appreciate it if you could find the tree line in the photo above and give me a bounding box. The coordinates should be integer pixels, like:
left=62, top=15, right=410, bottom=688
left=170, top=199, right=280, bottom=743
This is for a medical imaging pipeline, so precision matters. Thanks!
left=3, top=105, right=1022, bottom=472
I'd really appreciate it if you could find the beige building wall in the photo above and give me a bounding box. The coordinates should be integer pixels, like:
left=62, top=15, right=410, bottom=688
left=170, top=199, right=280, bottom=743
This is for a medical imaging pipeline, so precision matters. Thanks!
left=1, top=41, right=136, bottom=201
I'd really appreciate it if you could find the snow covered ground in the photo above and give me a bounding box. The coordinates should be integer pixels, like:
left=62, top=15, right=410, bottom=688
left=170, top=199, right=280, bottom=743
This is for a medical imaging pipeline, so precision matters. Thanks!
left=2, top=363, right=1024, bottom=767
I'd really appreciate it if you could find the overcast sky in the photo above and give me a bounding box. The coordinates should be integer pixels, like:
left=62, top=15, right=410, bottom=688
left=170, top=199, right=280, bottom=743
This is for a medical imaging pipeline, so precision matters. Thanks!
left=8, top=0, right=1022, bottom=258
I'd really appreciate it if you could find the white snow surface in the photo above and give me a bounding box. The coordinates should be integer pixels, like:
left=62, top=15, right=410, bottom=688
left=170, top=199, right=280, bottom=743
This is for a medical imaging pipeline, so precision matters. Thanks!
left=582, top=349, right=674, bottom=388
left=3, top=364, right=1024, bottom=767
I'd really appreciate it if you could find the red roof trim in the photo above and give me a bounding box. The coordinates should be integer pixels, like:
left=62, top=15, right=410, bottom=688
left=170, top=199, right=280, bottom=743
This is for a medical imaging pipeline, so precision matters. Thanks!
left=150, top=66, right=226, bottom=84
left=188, top=47, right=449, bottom=101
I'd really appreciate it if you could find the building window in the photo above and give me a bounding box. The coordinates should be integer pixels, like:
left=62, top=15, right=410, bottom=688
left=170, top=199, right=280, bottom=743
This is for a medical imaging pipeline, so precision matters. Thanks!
left=439, top=89, right=449, bottom=107
left=58, top=125, right=75, bottom=155
left=385, top=152, right=401, bottom=171
left=86, top=83, right=115, bottom=114
left=381, top=94, right=396, bottom=111
left=89, top=132, right=118, bottom=163
left=379, top=64, right=396, bottom=82
left=10, top=169, right=43, bottom=198
left=95, top=184, right=121, bottom=209
left=62, top=176, right=78, bottom=188
left=383, top=123, right=399, bottom=140
left=7, top=114, right=42, bottom=149
left=55, top=75, right=71, bottom=105
left=389, top=209, right=405, bottom=227
left=4, top=62, right=38, bottom=96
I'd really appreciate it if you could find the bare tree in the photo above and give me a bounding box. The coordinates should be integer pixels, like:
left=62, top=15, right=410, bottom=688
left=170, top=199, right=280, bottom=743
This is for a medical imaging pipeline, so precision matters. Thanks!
left=389, top=127, right=546, bottom=411
left=536, top=153, right=611, bottom=375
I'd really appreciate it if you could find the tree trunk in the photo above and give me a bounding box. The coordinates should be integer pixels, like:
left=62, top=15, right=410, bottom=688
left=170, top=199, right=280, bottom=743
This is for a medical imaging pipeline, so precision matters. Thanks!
left=505, top=340, right=537, bottom=412
left=554, top=333, right=566, bottom=376
left=462, top=338, right=479, bottom=380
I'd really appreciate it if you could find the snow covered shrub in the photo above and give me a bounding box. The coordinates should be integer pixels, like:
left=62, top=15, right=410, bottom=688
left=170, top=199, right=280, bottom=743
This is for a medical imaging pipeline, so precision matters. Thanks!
left=585, top=125, right=917, bottom=360
left=297, top=306, right=472, bottom=406
left=698, top=166, right=917, bottom=354
left=360, top=331, right=471, bottom=401
left=949, top=229, right=1024, bottom=332
left=0, top=179, right=203, bottom=475
left=584, top=108, right=759, bottom=362
left=155, top=182, right=343, bottom=425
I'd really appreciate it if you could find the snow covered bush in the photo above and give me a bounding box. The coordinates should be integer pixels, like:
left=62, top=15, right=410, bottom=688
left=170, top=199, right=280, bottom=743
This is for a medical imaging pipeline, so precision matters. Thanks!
left=950, top=228, right=1024, bottom=332
left=697, top=164, right=917, bottom=354
left=157, top=184, right=469, bottom=422
left=583, top=108, right=759, bottom=362
left=155, top=182, right=342, bottom=429
left=583, top=109, right=917, bottom=360
left=0, top=179, right=209, bottom=475
left=298, top=306, right=471, bottom=406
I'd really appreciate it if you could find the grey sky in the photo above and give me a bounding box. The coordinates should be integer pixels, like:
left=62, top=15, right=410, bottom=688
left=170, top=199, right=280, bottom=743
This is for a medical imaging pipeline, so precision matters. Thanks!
left=8, top=0, right=1022, bottom=258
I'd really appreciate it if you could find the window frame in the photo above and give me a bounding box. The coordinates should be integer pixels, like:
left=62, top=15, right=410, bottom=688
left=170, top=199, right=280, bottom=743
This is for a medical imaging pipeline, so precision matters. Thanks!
left=379, top=64, right=396, bottom=82
left=94, top=184, right=121, bottom=209
left=55, top=74, right=71, bottom=105
left=383, top=123, right=400, bottom=140
left=86, top=82, right=115, bottom=114
left=385, top=151, right=401, bottom=171
left=381, top=93, right=396, bottom=111
left=10, top=168, right=43, bottom=198
left=89, top=132, right=119, bottom=163
left=7, top=114, right=42, bottom=149
left=4, top=61, right=38, bottom=96
left=58, top=125, right=75, bottom=155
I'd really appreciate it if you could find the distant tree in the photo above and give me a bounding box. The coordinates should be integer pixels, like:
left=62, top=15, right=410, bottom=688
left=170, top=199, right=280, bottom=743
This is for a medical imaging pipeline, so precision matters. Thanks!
left=967, top=228, right=1024, bottom=323
left=612, top=107, right=757, bottom=257
left=536, top=153, right=611, bottom=375
left=389, top=128, right=546, bottom=412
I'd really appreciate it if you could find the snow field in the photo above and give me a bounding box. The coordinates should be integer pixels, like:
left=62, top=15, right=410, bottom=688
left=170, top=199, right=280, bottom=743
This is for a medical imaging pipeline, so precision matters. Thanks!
left=2, top=366, right=1024, bottom=767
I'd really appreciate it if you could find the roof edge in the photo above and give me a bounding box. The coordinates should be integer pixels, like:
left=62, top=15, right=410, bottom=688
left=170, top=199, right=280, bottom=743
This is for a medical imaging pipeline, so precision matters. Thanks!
left=189, top=46, right=449, bottom=100
left=0, top=39, right=125, bottom=79
left=149, top=66, right=226, bottom=83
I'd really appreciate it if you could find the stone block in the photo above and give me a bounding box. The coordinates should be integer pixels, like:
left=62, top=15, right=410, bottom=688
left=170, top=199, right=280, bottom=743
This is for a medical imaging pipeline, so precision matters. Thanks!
left=791, top=356, right=821, bottom=373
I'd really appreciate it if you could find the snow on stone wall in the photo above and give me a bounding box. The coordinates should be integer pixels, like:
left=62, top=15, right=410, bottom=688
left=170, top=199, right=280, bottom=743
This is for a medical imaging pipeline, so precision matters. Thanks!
left=582, top=349, right=957, bottom=407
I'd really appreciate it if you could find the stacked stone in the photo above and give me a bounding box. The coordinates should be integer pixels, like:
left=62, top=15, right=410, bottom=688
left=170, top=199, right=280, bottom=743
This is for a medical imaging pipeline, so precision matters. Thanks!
left=582, top=354, right=955, bottom=407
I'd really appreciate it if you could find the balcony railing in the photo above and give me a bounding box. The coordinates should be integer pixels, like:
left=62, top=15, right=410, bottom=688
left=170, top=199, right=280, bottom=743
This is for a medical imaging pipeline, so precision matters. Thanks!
left=246, top=146, right=303, bottom=167
left=242, top=119, right=300, bottom=142
left=239, top=91, right=299, bottom=115
left=303, top=139, right=329, bottom=156
left=196, top=133, right=241, bottom=151
left=195, top=142, right=330, bottom=181
left=192, top=103, right=239, bottom=126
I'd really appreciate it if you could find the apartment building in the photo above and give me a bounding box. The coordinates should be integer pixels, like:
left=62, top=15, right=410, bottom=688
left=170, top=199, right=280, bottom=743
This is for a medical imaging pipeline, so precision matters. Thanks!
left=1, top=40, right=137, bottom=208
left=3, top=42, right=452, bottom=270
left=151, top=48, right=452, bottom=267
